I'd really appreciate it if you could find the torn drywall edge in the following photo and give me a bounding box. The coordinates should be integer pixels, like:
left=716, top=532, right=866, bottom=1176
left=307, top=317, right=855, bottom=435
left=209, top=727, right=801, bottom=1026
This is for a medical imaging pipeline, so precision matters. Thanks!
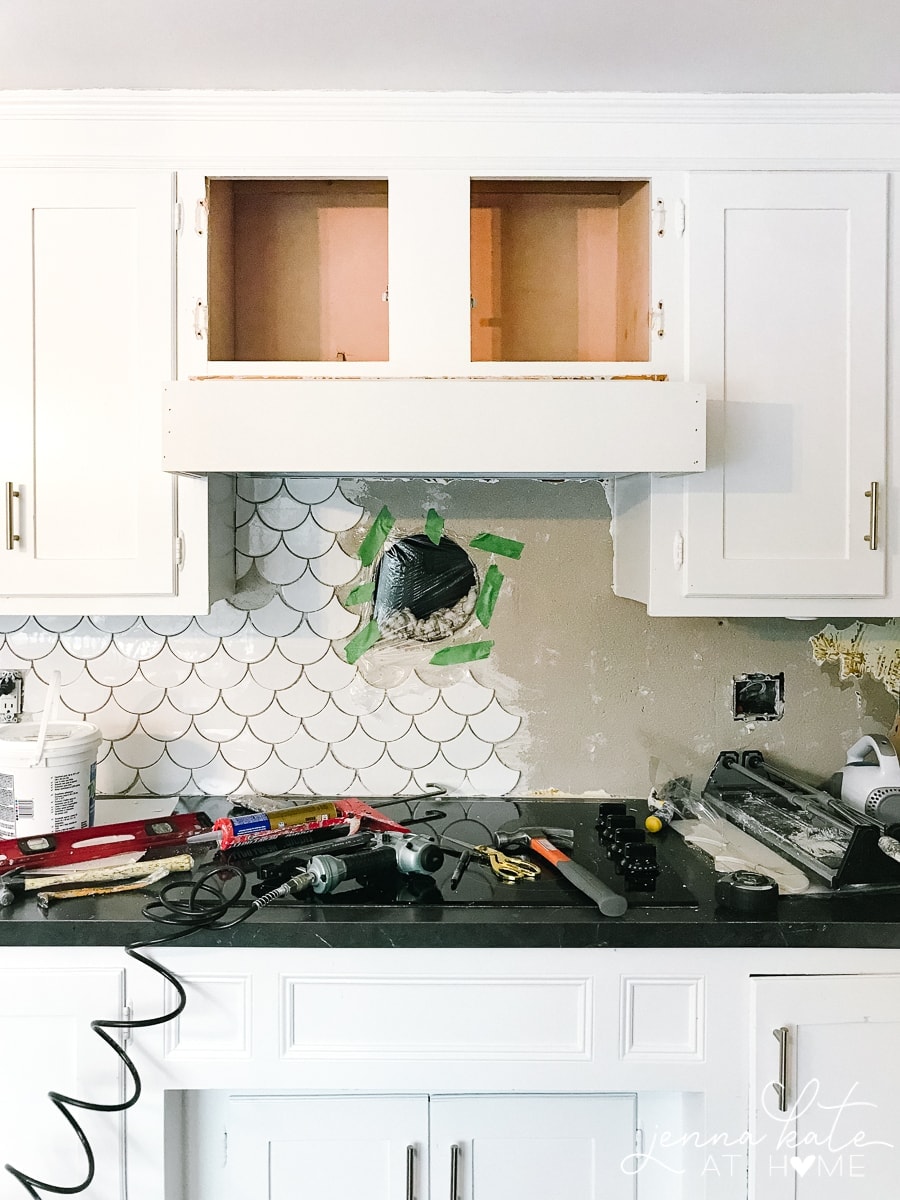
left=809, top=619, right=900, bottom=695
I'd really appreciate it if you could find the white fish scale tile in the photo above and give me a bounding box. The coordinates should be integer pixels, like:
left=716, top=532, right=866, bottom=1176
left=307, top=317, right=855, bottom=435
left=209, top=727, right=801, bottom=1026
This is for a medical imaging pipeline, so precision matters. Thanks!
left=137, top=755, right=194, bottom=796
left=330, top=676, right=385, bottom=716
left=32, top=615, right=82, bottom=633
left=194, top=647, right=249, bottom=691
left=439, top=726, right=494, bottom=770
left=220, top=674, right=275, bottom=718
left=249, top=703, right=302, bottom=745
left=330, top=725, right=385, bottom=770
left=359, top=699, right=413, bottom=742
left=303, top=646, right=358, bottom=693
left=356, top=758, right=414, bottom=796
left=235, top=494, right=254, bottom=527
left=302, top=699, right=358, bottom=743
left=284, top=476, right=338, bottom=504
left=220, top=732, right=273, bottom=771
left=467, top=755, right=521, bottom=796
left=220, top=628, right=276, bottom=665
left=440, top=675, right=495, bottom=716
left=248, top=649, right=303, bottom=691
left=0, top=643, right=32, bottom=672
left=86, top=644, right=140, bottom=687
left=308, top=595, right=360, bottom=641
left=312, top=487, right=364, bottom=532
left=257, top=540, right=308, bottom=586
left=247, top=595, right=304, bottom=638
left=0, top=616, right=29, bottom=634
left=277, top=675, right=330, bottom=719
left=113, top=620, right=167, bottom=661
left=256, top=487, right=310, bottom=531
left=413, top=699, right=468, bottom=743
left=276, top=727, right=329, bottom=770
left=235, top=551, right=252, bottom=578
left=162, top=628, right=220, bottom=665
left=140, top=698, right=194, bottom=742
left=88, top=616, right=138, bottom=634
left=61, top=672, right=112, bottom=716
left=112, top=675, right=167, bottom=716
left=141, top=615, right=195, bottom=636
left=411, top=755, right=467, bottom=794
left=165, top=731, right=219, bottom=770
left=385, top=725, right=440, bottom=770
left=191, top=755, right=247, bottom=795
left=245, top=758, right=302, bottom=795
left=139, top=644, right=194, bottom=688
left=383, top=674, right=441, bottom=715
left=7, top=619, right=59, bottom=660
left=302, top=753, right=357, bottom=796
left=111, top=730, right=167, bottom=770
left=194, top=602, right=249, bottom=638
left=95, top=751, right=139, bottom=795
left=166, top=675, right=220, bottom=716
left=236, top=474, right=283, bottom=503
left=280, top=569, right=335, bottom=614
left=308, top=541, right=360, bottom=586
left=282, top=516, right=336, bottom=559
left=29, top=643, right=85, bottom=686
left=236, top=513, right=283, bottom=557
left=416, top=662, right=470, bottom=690
left=467, top=698, right=522, bottom=744
left=59, top=618, right=113, bottom=658
left=24, top=691, right=81, bottom=725
left=193, top=699, right=248, bottom=743
left=269, top=619, right=330, bottom=665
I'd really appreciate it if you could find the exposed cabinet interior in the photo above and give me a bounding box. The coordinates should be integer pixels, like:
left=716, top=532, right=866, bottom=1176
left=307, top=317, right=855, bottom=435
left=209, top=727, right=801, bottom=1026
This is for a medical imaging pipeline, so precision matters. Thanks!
left=207, top=178, right=389, bottom=362
left=470, top=179, right=651, bottom=362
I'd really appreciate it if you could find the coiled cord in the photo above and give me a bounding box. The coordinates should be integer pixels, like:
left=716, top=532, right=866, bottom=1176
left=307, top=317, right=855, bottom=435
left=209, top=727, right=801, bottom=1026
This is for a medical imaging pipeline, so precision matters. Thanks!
left=4, top=862, right=255, bottom=1198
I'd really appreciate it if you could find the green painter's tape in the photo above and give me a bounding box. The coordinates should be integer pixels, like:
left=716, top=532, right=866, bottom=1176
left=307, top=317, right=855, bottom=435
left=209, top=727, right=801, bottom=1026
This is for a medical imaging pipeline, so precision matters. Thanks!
left=346, top=581, right=375, bottom=606
left=475, top=563, right=504, bottom=629
left=469, top=532, right=524, bottom=560
left=424, top=508, right=445, bottom=546
left=430, top=641, right=494, bottom=666
left=344, top=620, right=382, bottom=665
left=358, top=506, right=395, bottom=567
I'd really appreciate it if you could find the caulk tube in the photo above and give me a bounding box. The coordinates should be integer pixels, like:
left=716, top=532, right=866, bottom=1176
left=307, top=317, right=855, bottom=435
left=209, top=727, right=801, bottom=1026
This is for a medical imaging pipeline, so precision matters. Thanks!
left=211, top=801, right=340, bottom=849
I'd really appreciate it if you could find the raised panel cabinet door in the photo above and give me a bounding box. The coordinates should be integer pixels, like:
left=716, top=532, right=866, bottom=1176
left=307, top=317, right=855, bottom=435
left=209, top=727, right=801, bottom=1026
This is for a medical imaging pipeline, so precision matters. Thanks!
left=220, top=1094, right=428, bottom=1200
left=430, top=1093, right=637, bottom=1200
left=684, top=172, right=887, bottom=598
left=0, top=968, right=125, bottom=1200
left=0, top=169, right=179, bottom=600
left=750, top=975, right=900, bottom=1199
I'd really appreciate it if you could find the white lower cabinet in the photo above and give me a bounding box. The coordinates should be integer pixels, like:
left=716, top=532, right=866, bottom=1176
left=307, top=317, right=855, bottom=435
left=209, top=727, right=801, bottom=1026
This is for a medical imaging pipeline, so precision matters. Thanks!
left=750, top=974, right=900, bottom=1198
left=0, top=966, right=125, bottom=1200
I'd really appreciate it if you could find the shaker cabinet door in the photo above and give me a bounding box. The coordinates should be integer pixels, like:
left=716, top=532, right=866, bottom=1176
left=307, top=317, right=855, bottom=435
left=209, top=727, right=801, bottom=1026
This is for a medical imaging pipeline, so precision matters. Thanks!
left=683, top=171, right=887, bottom=599
left=0, top=169, right=182, bottom=604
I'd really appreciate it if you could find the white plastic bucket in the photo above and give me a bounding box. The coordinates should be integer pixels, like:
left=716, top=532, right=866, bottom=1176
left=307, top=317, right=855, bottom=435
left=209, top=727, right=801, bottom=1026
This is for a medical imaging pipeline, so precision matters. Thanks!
left=0, top=721, right=101, bottom=839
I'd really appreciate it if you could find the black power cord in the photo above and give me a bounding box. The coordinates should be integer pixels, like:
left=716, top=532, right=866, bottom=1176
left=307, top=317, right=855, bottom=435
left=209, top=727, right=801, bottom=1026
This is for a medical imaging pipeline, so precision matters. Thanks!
left=4, top=863, right=255, bottom=1198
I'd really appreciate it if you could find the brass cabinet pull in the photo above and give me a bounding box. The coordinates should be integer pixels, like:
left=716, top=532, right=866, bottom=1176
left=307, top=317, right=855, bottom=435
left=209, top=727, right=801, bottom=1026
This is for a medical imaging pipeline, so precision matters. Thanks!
left=773, top=1026, right=789, bottom=1112
left=864, top=482, right=880, bottom=550
left=5, top=482, right=19, bottom=550
left=406, top=1144, right=416, bottom=1200
left=449, top=1144, right=460, bottom=1200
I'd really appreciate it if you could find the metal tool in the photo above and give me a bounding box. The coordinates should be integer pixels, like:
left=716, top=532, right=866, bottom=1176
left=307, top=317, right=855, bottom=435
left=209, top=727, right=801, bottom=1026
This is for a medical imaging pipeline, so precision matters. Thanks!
left=439, top=834, right=540, bottom=883
left=493, top=826, right=574, bottom=852
left=525, top=835, right=628, bottom=915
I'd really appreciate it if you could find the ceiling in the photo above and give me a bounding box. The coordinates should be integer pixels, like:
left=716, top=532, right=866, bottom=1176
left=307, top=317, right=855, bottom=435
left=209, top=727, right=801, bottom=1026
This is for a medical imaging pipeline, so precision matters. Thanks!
left=2, top=0, right=899, bottom=94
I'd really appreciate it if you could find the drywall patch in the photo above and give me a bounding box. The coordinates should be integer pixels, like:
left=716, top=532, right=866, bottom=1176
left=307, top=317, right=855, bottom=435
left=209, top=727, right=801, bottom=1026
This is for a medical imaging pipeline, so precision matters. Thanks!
left=809, top=620, right=900, bottom=695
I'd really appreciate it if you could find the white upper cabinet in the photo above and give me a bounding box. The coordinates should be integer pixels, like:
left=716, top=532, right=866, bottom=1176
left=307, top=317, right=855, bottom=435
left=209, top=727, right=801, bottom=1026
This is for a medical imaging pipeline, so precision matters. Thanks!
left=611, top=171, right=891, bottom=615
left=0, top=170, right=231, bottom=615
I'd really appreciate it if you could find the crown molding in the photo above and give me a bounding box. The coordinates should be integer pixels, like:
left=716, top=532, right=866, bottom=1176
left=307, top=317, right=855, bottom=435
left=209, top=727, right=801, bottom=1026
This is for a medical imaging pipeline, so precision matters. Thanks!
left=1, top=89, right=900, bottom=125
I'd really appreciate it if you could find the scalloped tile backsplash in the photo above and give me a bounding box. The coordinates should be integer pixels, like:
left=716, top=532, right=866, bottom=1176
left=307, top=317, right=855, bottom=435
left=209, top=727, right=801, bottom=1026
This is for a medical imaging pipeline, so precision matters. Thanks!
left=0, top=478, right=523, bottom=798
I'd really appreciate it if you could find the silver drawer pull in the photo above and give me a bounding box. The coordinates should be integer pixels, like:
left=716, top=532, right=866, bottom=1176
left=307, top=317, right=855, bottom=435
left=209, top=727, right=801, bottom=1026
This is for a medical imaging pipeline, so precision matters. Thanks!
left=449, top=1143, right=460, bottom=1200
left=406, top=1144, right=416, bottom=1200
left=773, top=1026, right=789, bottom=1112
left=864, top=481, right=880, bottom=550
left=5, top=482, right=20, bottom=551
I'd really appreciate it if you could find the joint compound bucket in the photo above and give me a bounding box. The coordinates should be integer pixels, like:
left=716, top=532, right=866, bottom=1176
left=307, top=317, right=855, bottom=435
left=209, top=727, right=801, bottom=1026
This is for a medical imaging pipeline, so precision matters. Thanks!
left=0, top=722, right=101, bottom=839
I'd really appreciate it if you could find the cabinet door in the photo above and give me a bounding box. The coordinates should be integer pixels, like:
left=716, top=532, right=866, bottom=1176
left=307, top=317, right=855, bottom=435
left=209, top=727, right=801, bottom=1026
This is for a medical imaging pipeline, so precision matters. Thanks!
left=0, top=968, right=125, bottom=1200
left=0, top=169, right=182, bottom=603
left=751, top=975, right=900, bottom=1199
left=684, top=172, right=887, bottom=599
left=430, top=1093, right=636, bottom=1200
left=219, top=1094, right=428, bottom=1200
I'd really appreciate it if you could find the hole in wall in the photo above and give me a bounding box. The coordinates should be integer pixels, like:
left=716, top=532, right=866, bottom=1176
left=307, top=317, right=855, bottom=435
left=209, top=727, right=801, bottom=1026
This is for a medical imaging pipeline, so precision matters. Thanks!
left=373, top=534, right=478, bottom=643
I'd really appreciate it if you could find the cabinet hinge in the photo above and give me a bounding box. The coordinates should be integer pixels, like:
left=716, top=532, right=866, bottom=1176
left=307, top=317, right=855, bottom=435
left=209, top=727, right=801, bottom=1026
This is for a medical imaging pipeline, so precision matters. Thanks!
left=222, top=1129, right=228, bottom=1168
left=193, top=300, right=208, bottom=341
left=121, top=1004, right=133, bottom=1047
left=673, top=531, right=685, bottom=570
left=173, top=200, right=183, bottom=234
left=194, top=197, right=208, bottom=237
left=653, top=198, right=666, bottom=238
left=175, top=534, right=185, bottom=569
left=678, top=198, right=686, bottom=237
left=651, top=300, right=665, bottom=339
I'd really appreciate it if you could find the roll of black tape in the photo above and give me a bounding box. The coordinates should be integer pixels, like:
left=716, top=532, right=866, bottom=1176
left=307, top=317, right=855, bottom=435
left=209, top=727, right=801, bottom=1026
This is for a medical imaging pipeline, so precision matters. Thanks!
left=715, top=869, right=779, bottom=917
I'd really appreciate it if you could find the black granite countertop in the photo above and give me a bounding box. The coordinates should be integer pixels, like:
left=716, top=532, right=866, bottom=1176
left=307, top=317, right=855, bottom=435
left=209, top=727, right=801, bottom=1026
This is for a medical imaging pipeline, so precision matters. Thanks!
left=3, top=797, right=900, bottom=949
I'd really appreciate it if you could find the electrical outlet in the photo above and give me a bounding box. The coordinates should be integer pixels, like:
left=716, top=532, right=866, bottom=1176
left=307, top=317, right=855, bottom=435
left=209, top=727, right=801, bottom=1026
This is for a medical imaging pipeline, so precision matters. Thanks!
left=0, top=671, right=24, bottom=723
